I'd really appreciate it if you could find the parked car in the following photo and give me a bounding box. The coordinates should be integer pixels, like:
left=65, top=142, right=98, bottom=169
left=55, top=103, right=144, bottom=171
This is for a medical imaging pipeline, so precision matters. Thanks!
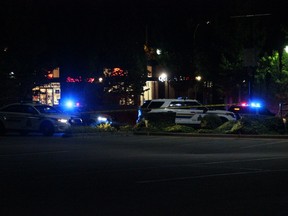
left=228, top=103, right=275, bottom=120
left=58, top=105, right=113, bottom=127
left=80, top=112, right=113, bottom=126
left=0, top=102, right=82, bottom=136
left=137, top=98, right=237, bottom=126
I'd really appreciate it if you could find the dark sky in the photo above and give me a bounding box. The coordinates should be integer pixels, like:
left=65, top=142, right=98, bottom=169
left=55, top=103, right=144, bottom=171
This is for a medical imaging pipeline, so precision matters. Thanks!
left=1, top=0, right=287, bottom=74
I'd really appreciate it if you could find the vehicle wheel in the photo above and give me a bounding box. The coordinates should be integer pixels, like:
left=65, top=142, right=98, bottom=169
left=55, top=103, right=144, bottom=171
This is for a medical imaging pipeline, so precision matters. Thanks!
left=40, top=121, right=54, bottom=136
left=0, top=122, right=6, bottom=136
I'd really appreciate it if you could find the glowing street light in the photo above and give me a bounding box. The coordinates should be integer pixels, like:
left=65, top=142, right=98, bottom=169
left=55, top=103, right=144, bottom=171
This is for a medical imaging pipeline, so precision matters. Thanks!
left=158, top=72, right=168, bottom=82
left=195, top=76, right=202, bottom=81
left=194, top=76, right=202, bottom=100
left=285, top=45, right=288, bottom=54
left=156, top=49, right=162, bottom=55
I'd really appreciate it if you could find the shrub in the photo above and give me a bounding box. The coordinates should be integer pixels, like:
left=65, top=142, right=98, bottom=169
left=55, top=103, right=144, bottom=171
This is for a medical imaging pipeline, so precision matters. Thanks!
left=262, top=117, right=286, bottom=134
left=216, top=120, right=236, bottom=134
left=135, top=112, right=176, bottom=131
left=163, top=124, right=196, bottom=133
left=200, top=114, right=223, bottom=129
left=96, top=123, right=117, bottom=132
left=119, top=125, right=134, bottom=131
left=230, top=117, right=269, bottom=134
left=65, top=124, right=117, bottom=134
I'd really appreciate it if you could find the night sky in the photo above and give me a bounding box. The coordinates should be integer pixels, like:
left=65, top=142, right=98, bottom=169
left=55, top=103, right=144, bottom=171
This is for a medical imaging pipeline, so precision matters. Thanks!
left=1, top=0, right=287, bottom=75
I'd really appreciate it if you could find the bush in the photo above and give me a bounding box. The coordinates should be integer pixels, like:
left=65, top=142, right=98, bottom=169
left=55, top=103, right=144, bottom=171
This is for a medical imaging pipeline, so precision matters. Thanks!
left=65, top=124, right=117, bottom=134
left=135, top=112, right=176, bottom=131
left=262, top=117, right=286, bottom=134
left=230, top=116, right=270, bottom=134
left=96, top=123, right=117, bottom=132
left=119, top=125, right=134, bottom=131
left=200, top=114, right=223, bottom=129
left=216, top=120, right=236, bottom=134
left=163, top=124, right=196, bottom=133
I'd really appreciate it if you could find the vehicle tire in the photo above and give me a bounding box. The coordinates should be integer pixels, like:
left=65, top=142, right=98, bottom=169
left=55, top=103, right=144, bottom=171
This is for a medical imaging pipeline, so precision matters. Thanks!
left=40, top=121, right=54, bottom=136
left=0, top=122, right=6, bottom=136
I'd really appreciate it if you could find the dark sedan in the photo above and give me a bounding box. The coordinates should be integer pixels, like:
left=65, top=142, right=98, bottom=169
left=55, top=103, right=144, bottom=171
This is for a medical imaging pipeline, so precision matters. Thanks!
left=228, top=104, right=275, bottom=120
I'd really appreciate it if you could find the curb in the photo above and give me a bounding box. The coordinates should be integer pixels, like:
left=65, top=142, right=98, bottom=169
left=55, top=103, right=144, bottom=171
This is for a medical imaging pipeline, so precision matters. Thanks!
left=133, top=131, right=288, bottom=139
left=63, top=131, right=288, bottom=139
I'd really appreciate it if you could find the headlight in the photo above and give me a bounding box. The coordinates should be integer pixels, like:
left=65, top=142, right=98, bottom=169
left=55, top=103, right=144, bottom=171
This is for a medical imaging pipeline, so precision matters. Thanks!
left=58, top=118, right=68, bottom=123
left=97, top=116, right=108, bottom=122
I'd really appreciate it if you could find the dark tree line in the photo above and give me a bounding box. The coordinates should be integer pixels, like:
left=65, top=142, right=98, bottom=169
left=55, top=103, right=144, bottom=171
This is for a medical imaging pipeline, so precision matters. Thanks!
left=1, top=0, right=288, bottom=107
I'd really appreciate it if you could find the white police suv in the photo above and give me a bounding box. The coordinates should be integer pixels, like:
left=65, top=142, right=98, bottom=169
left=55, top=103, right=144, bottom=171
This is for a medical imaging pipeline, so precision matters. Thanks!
left=0, top=102, right=82, bottom=136
left=137, top=98, right=236, bottom=125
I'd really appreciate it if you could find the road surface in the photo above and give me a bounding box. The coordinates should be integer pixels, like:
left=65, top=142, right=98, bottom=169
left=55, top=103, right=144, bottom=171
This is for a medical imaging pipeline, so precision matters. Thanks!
left=1, top=133, right=288, bottom=216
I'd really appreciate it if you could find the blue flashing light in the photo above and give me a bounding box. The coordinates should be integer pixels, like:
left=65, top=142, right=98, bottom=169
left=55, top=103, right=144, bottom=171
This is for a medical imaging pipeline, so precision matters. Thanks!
left=65, top=100, right=74, bottom=108
left=250, top=102, right=261, bottom=108
left=240, top=100, right=263, bottom=108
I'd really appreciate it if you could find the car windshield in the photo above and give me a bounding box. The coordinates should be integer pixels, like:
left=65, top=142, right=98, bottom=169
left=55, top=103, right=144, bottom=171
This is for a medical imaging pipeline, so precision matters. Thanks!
left=34, top=105, right=62, bottom=114
left=169, top=101, right=202, bottom=109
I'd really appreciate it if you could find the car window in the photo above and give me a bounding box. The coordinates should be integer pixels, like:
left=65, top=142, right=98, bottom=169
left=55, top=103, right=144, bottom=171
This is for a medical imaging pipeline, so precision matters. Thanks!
left=0, top=105, right=23, bottom=113
left=169, top=101, right=202, bottom=109
left=141, top=100, right=151, bottom=108
left=148, top=102, right=165, bottom=108
left=21, top=105, right=38, bottom=114
left=34, top=105, right=61, bottom=114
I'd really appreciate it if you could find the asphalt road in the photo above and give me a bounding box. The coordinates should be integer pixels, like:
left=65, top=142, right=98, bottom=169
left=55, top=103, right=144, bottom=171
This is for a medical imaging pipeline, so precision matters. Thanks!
left=1, top=133, right=288, bottom=216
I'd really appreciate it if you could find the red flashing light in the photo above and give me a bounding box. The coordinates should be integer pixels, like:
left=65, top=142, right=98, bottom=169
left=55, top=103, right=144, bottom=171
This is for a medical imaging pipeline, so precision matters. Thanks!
left=66, top=76, right=82, bottom=82
left=241, top=102, right=248, bottom=106
left=87, top=78, right=95, bottom=83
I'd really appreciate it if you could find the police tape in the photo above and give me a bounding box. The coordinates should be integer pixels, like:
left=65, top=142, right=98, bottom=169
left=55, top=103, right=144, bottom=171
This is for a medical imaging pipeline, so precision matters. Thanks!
left=82, top=108, right=138, bottom=114
left=80, top=103, right=239, bottom=114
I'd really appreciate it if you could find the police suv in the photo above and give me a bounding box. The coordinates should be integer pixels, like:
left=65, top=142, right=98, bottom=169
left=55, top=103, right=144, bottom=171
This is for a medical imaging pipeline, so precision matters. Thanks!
left=137, top=98, right=237, bottom=125
left=0, top=102, right=82, bottom=136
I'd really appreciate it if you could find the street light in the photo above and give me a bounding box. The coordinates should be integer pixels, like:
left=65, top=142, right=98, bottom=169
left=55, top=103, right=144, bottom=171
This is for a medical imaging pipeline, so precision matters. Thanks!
left=158, top=72, right=168, bottom=82
left=194, top=75, right=202, bottom=100
left=195, top=75, right=202, bottom=82
left=156, top=49, right=162, bottom=55
left=285, top=45, right=288, bottom=54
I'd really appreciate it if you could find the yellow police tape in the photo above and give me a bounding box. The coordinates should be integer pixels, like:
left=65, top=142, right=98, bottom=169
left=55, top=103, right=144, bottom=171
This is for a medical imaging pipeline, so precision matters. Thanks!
left=82, top=103, right=239, bottom=114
